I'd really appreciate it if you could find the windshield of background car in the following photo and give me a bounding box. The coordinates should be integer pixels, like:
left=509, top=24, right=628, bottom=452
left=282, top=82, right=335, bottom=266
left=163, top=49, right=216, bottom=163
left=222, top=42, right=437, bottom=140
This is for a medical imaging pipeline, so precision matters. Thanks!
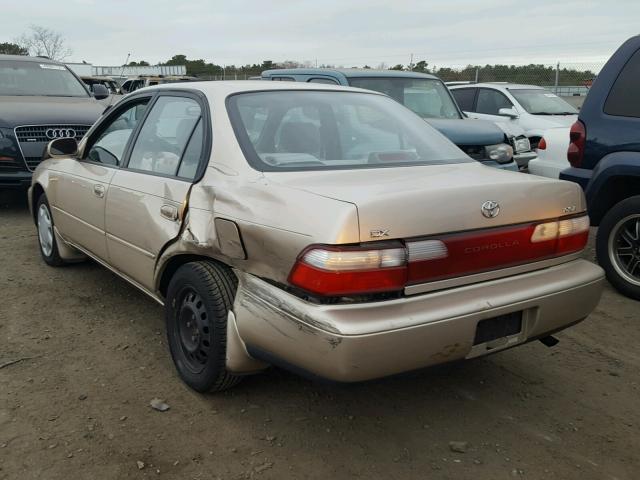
left=227, top=90, right=469, bottom=171
left=347, top=77, right=462, bottom=119
left=0, top=60, right=89, bottom=97
left=509, top=89, right=578, bottom=115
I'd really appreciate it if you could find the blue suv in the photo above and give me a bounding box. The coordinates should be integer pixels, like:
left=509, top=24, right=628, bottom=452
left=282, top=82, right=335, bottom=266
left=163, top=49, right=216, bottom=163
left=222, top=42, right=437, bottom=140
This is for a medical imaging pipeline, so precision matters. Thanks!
left=560, top=36, right=640, bottom=300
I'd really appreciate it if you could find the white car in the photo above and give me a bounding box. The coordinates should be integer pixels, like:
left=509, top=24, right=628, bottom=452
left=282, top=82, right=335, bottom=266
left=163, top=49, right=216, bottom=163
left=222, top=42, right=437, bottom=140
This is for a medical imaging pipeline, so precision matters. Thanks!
left=527, top=127, right=570, bottom=179
left=449, top=83, right=578, bottom=149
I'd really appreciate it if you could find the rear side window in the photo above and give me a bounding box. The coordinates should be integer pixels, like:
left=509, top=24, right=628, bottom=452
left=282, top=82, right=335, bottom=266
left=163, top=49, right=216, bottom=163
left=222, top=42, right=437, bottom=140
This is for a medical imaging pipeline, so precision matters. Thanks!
left=451, top=88, right=476, bottom=111
left=604, top=48, right=640, bottom=118
left=128, top=96, right=203, bottom=178
left=308, top=78, right=339, bottom=85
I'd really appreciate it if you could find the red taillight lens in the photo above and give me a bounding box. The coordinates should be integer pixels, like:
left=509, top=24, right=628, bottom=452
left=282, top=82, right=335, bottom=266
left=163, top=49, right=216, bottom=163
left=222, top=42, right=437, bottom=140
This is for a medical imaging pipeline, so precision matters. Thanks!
left=289, top=215, right=590, bottom=296
left=567, top=120, right=586, bottom=167
left=288, top=245, right=407, bottom=296
left=537, top=137, right=547, bottom=150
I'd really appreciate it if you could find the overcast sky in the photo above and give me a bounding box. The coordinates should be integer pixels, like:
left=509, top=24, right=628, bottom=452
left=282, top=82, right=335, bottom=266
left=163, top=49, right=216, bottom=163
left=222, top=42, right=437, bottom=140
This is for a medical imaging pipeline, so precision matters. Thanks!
left=3, top=0, right=639, bottom=68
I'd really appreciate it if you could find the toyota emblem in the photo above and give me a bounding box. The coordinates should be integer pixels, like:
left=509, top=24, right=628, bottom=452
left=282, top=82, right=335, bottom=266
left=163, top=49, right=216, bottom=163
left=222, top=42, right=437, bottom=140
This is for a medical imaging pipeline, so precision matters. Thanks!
left=46, top=128, right=77, bottom=140
left=481, top=200, right=500, bottom=218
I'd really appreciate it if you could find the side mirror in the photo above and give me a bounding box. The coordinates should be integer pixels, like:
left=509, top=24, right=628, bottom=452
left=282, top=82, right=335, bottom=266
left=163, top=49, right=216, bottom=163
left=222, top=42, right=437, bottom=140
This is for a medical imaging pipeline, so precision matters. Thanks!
left=498, top=107, right=519, bottom=119
left=91, top=84, right=110, bottom=100
left=47, top=137, right=78, bottom=158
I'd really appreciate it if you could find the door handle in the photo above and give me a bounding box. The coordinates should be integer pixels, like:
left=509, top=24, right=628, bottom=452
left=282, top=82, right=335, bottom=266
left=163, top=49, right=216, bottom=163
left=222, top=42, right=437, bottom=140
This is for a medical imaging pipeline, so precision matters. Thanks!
left=160, top=204, right=178, bottom=221
left=93, top=184, right=105, bottom=198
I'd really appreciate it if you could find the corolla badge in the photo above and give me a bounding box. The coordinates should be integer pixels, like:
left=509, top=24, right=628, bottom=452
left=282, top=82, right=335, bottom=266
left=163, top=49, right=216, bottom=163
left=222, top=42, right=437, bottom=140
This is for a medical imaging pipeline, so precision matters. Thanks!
left=481, top=200, right=500, bottom=218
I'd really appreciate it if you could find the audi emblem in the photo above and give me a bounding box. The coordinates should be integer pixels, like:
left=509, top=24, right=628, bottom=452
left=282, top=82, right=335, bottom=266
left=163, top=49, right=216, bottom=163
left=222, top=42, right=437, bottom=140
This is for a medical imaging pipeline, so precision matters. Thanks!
left=46, top=128, right=77, bottom=140
left=481, top=200, right=501, bottom=218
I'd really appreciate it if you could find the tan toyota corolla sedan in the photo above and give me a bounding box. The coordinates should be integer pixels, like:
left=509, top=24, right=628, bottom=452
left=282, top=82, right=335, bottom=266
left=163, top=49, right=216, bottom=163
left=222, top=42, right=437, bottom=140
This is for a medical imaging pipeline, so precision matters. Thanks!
left=29, top=81, right=605, bottom=392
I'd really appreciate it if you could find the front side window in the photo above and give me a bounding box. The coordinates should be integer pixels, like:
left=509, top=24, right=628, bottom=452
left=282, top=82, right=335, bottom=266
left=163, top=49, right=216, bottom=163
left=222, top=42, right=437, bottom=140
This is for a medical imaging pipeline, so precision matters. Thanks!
left=476, top=89, right=514, bottom=115
left=604, top=48, right=640, bottom=118
left=0, top=60, right=89, bottom=97
left=86, top=100, right=149, bottom=166
left=127, top=96, right=203, bottom=178
left=347, top=77, right=461, bottom=119
left=228, top=90, right=469, bottom=171
left=510, top=88, right=577, bottom=115
left=450, top=88, right=476, bottom=111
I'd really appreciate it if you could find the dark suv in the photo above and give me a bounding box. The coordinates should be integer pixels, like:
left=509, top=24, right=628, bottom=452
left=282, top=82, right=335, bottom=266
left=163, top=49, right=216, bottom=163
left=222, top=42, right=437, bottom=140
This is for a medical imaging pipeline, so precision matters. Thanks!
left=0, top=55, right=108, bottom=188
left=560, top=35, right=640, bottom=300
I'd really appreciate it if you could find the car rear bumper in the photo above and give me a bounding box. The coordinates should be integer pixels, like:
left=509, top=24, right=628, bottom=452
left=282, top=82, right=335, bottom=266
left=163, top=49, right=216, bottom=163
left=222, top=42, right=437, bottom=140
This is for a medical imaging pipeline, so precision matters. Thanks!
left=232, top=259, right=604, bottom=382
left=0, top=170, right=32, bottom=189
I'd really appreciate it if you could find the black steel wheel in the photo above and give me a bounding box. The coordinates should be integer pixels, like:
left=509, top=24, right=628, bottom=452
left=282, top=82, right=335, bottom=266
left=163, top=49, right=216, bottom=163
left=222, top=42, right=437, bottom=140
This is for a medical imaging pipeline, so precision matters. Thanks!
left=165, top=260, right=242, bottom=392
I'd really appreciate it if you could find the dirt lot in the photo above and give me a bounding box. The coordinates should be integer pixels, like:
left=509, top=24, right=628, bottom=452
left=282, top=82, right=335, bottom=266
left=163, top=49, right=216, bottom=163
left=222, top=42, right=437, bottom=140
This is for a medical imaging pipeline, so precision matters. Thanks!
left=1, top=189, right=639, bottom=480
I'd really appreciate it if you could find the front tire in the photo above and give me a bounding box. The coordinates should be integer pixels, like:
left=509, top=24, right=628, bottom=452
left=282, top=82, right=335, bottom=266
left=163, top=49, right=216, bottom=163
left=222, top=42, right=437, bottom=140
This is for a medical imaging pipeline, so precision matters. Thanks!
left=165, top=261, right=242, bottom=392
left=596, top=196, right=640, bottom=300
left=36, top=194, right=65, bottom=267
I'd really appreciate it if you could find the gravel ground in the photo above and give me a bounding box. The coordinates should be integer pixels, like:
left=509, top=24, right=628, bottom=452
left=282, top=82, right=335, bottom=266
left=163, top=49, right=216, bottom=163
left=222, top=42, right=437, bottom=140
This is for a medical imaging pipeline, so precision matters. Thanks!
left=1, top=189, right=639, bottom=480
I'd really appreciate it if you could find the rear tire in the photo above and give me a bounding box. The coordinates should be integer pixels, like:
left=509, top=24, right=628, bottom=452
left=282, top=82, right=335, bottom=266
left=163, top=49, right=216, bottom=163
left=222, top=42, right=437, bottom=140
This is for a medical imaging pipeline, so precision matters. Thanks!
left=36, top=194, right=65, bottom=267
left=165, top=260, right=242, bottom=392
left=596, top=196, right=640, bottom=300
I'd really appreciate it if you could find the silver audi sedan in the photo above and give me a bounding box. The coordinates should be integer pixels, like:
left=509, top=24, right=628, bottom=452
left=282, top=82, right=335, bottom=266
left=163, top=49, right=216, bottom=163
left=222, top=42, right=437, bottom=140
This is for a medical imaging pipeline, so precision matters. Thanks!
left=29, top=81, right=604, bottom=391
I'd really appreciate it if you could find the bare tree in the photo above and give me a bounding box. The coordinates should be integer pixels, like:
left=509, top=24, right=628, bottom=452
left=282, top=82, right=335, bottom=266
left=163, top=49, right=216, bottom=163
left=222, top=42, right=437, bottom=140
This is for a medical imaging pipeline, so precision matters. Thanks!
left=16, top=25, right=72, bottom=61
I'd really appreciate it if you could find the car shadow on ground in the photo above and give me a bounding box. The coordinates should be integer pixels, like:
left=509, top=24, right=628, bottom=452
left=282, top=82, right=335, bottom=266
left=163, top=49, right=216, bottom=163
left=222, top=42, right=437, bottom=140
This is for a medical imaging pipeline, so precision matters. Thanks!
left=0, top=188, right=29, bottom=212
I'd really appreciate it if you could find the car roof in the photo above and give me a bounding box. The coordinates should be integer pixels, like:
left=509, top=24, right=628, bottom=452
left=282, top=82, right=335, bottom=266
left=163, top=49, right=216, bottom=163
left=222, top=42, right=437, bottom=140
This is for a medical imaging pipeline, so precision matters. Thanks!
left=138, top=80, right=384, bottom=97
left=0, top=54, right=62, bottom=65
left=455, top=82, right=546, bottom=90
left=262, top=68, right=439, bottom=80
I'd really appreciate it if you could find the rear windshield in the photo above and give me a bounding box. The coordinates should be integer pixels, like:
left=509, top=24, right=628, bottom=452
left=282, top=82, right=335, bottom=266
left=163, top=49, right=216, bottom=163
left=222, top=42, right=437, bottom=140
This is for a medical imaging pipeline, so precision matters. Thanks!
left=509, top=88, right=577, bottom=115
left=227, top=90, right=469, bottom=171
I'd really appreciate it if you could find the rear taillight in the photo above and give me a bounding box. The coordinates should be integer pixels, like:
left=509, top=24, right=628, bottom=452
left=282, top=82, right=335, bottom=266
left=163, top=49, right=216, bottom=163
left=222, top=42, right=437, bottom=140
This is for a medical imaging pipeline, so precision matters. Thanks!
left=537, top=137, right=547, bottom=150
left=567, top=120, right=586, bottom=167
left=288, top=245, right=408, bottom=296
left=289, top=215, right=590, bottom=296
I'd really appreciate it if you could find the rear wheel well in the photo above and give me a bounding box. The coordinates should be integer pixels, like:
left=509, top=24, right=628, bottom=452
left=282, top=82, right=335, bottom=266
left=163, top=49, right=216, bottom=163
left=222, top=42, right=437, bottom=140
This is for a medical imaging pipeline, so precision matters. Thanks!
left=158, top=255, right=232, bottom=298
left=31, top=183, right=45, bottom=224
left=591, top=176, right=640, bottom=224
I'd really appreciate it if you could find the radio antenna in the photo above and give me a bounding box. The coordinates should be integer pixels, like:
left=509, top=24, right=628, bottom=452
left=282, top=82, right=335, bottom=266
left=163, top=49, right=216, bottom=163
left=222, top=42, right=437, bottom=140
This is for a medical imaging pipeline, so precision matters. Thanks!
left=106, top=52, right=130, bottom=110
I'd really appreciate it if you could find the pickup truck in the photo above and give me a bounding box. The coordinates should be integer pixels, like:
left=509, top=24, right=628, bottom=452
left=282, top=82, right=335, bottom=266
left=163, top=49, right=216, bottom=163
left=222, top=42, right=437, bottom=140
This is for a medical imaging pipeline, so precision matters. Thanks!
left=261, top=69, right=536, bottom=171
left=560, top=35, right=640, bottom=300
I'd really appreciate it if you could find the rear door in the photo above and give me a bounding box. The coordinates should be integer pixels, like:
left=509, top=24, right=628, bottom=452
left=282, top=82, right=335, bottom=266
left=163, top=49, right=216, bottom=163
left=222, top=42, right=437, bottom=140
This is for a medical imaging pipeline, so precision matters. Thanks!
left=104, top=91, right=209, bottom=290
left=450, top=87, right=477, bottom=115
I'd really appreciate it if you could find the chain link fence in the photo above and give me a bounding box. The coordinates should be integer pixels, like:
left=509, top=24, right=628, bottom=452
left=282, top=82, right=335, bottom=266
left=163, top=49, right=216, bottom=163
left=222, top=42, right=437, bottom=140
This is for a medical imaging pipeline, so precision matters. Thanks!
left=196, top=61, right=602, bottom=87
left=193, top=62, right=604, bottom=108
left=425, top=62, right=603, bottom=106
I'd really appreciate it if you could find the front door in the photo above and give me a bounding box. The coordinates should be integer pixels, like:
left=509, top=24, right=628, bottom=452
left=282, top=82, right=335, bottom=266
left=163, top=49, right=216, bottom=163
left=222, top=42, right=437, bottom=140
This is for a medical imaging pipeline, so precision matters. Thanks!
left=105, top=93, right=207, bottom=290
left=466, top=88, right=516, bottom=125
left=51, top=160, right=115, bottom=260
left=52, top=99, right=151, bottom=260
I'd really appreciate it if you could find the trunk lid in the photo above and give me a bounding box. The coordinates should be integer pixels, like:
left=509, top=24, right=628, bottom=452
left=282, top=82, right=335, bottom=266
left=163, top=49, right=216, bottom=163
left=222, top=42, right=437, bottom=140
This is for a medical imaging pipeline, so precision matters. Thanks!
left=265, top=163, right=585, bottom=242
